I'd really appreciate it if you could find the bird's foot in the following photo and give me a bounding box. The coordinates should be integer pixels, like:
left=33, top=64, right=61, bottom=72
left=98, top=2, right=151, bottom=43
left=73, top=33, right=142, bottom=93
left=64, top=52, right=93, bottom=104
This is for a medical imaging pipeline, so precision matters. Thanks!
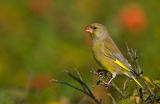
left=96, top=69, right=113, bottom=89
left=94, top=79, right=111, bottom=89
left=97, top=69, right=108, bottom=78
left=102, top=80, right=112, bottom=89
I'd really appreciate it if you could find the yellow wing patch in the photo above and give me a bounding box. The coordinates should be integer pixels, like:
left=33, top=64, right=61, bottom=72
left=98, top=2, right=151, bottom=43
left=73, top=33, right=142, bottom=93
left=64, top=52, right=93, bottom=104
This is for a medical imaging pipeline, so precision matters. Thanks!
left=103, top=50, right=130, bottom=72
left=114, top=59, right=130, bottom=72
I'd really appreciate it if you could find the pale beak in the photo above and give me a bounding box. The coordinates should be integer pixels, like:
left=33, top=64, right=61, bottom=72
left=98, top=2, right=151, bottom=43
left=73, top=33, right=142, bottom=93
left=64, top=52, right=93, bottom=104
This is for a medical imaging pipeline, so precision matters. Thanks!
left=85, top=25, right=92, bottom=34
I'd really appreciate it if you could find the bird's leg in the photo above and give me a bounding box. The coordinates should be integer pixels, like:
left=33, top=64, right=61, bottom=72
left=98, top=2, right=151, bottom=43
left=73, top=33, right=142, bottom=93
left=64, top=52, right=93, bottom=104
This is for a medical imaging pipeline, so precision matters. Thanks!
left=97, top=69, right=117, bottom=88
left=106, top=74, right=116, bottom=84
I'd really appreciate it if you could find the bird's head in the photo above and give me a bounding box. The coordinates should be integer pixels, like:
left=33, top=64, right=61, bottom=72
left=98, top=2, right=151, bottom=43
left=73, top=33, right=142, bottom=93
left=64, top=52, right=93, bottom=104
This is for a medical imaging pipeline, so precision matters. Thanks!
left=85, top=23, right=108, bottom=39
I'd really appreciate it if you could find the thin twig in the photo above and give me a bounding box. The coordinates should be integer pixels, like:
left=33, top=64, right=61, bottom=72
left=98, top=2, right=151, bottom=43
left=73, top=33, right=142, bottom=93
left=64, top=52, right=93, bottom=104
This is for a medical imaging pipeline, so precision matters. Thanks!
left=143, top=80, right=154, bottom=96
left=108, top=93, right=116, bottom=104
left=74, top=68, right=86, bottom=91
left=50, top=79, right=89, bottom=95
left=51, top=71, right=102, bottom=104
left=123, top=78, right=129, bottom=91
left=66, top=71, right=94, bottom=96
left=111, top=82, right=126, bottom=97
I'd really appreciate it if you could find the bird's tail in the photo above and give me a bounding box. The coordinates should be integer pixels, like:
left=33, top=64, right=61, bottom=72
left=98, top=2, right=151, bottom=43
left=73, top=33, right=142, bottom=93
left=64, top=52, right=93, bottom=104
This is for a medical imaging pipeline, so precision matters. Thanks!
left=131, top=75, right=144, bottom=89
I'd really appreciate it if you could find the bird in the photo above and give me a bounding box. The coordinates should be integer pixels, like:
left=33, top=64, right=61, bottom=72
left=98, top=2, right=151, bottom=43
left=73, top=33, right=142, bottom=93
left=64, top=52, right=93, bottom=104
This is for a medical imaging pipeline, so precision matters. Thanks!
left=85, top=23, right=143, bottom=88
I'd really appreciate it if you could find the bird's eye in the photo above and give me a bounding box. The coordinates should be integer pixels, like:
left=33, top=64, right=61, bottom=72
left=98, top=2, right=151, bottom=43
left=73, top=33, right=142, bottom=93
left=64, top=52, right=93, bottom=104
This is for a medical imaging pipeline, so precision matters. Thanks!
left=93, top=27, right=97, bottom=30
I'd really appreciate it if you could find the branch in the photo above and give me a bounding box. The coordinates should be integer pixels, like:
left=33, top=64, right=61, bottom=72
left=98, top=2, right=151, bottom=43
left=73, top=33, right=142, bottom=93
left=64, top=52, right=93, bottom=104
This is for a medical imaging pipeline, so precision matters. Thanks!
left=50, top=70, right=102, bottom=104
left=126, top=45, right=160, bottom=103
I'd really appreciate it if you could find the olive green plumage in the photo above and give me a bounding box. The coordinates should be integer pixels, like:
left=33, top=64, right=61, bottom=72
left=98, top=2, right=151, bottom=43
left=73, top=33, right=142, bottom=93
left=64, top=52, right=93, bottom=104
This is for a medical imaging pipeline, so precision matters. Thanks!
left=85, top=23, right=143, bottom=88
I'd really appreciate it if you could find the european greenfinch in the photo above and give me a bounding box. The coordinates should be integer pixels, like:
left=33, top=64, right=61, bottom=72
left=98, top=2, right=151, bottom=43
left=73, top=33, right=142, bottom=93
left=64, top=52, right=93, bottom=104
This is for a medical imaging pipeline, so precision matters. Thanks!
left=85, top=23, right=143, bottom=88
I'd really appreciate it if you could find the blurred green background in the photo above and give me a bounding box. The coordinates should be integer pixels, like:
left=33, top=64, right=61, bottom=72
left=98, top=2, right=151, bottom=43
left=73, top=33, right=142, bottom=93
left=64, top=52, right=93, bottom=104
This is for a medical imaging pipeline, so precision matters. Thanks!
left=0, top=0, right=160, bottom=104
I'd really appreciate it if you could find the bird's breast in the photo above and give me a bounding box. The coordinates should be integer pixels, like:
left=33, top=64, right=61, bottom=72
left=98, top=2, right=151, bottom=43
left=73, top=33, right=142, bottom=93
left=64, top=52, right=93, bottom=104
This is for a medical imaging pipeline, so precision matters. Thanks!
left=92, top=40, right=105, bottom=62
left=92, top=40, right=121, bottom=72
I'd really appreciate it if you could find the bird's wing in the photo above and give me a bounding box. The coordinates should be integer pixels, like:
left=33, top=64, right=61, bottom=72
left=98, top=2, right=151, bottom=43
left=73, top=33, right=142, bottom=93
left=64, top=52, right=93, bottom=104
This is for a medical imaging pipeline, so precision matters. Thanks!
left=103, top=36, right=133, bottom=72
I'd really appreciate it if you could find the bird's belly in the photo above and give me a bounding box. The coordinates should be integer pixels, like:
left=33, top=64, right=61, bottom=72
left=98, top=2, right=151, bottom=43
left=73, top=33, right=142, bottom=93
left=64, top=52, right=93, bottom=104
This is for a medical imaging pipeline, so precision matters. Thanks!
left=93, top=50, right=122, bottom=73
left=92, top=41, right=122, bottom=73
left=100, top=57, right=121, bottom=72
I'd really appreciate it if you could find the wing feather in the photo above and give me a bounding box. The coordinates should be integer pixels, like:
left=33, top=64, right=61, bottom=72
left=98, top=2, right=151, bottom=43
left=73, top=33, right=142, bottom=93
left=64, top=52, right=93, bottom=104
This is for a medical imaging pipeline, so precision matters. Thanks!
left=103, top=36, right=132, bottom=71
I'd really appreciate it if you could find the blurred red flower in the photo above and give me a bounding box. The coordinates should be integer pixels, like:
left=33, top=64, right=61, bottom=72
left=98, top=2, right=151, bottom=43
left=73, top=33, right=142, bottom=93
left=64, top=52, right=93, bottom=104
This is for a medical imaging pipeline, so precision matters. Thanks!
left=30, top=73, right=52, bottom=90
left=28, top=0, right=51, bottom=14
left=118, top=3, right=147, bottom=32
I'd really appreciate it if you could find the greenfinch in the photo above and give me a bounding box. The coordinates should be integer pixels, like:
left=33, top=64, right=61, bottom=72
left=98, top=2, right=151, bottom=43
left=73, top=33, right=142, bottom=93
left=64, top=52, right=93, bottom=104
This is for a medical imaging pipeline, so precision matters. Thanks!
left=85, top=23, right=143, bottom=88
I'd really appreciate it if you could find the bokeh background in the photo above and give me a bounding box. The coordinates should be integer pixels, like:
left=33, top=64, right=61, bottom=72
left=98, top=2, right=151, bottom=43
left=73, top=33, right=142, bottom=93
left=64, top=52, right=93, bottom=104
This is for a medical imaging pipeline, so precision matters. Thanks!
left=0, top=0, right=160, bottom=104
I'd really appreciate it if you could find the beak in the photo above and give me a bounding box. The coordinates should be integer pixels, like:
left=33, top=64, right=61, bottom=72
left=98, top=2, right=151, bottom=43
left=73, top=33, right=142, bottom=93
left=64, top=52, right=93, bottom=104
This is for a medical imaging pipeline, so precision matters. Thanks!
left=85, top=25, right=92, bottom=34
